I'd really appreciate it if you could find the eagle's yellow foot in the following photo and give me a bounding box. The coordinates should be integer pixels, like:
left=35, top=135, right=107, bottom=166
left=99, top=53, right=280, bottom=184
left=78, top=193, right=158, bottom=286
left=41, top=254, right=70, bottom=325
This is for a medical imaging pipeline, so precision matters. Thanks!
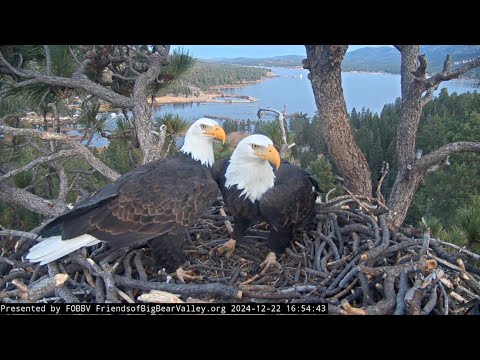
left=209, top=239, right=237, bottom=258
left=240, top=252, right=282, bottom=285
left=175, top=266, right=203, bottom=283
left=259, top=252, right=282, bottom=275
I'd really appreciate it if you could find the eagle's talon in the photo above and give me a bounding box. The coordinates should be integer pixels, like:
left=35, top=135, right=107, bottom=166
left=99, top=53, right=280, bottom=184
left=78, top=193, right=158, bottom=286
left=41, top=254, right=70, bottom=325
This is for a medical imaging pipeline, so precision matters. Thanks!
left=240, top=251, right=282, bottom=285
left=260, top=252, right=282, bottom=275
left=175, top=266, right=203, bottom=283
left=210, top=239, right=237, bottom=258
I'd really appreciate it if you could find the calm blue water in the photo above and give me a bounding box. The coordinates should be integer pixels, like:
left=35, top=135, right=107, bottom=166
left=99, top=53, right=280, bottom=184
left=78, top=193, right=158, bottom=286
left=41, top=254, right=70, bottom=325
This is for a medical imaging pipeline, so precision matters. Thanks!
left=66, top=130, right=110, bottom=147
left=155, top=67, right=479, bottom=121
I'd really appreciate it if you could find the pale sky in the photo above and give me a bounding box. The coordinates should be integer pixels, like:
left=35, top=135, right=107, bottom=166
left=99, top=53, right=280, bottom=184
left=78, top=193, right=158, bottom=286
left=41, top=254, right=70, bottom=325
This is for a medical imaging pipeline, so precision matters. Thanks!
left=171, top=45, right=391, bottom=58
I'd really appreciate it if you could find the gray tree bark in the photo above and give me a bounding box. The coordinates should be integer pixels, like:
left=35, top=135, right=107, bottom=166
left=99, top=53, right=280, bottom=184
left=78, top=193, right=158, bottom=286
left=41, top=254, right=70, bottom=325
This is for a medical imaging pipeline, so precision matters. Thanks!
left=257, top=107, right=289, bottom=157
left=305, top=45, right=372, bottom=196
left=0, top=46, right=172, bottom=162
left=386, top=46, right=480, bottom=229
left=132, top=55, right=168, bottom=163
left=0, top=46, right=175, bottom=220
left=305, top=45, right=480, bottom=230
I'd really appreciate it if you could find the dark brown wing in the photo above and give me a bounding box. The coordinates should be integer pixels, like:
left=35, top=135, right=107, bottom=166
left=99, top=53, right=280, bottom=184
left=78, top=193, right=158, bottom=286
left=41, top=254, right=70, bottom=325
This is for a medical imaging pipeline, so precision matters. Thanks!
left=41, top=156, right=220, bottom=249
left=259, top=162, right=317, bottom=231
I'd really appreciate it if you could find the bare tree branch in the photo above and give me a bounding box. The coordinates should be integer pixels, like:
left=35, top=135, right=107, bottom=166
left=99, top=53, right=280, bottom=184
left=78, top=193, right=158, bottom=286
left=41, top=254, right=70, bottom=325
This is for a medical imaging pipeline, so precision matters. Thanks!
left=257, top=107, right=289, bottom=157
left=153, top=45, right=171, bottom=58
left=0, top=113, right=24, bottom=125
left=72, top=59, right=92, bottom=79
left=385, top=46, right=480, bottom=229
left=0, top=184, right=67, bottom=216
left=412, top=55, right=427, bottom=81
left=305, top=45, right=372, bottom=196
left=420, top=83, right=440, bottom=107
left=44, top=46, right=52, bottom=76
left=154, top=124, right=167, bottom=158
left=425, top=56, right=480, bottom=90
left=49, top=161, right=69, bottom=204
left=0, top=79, right=39, bottom=97
left=0, top=149, right=77, bottom=184
left=48, top=101, right=60, bottom=133
left=0, top=50, right=133, bottom=108
left=15, top=49, right=23, bottom=68
left=0, top=52, right=34, bottom=78
left=0, top=229, right=38, bottom=240
left=132, top=53, right=170, bottom=163
left=414, top=141, right=480, bottom=175
left=394, top=45, right=405, bottom=52
left=443, top=54, right=452, bottom=72
left=110, top=70, right=138, bottom=82
left=68, top=46, right=82, bottom=65
left=0, top=125, right=120, bottom=181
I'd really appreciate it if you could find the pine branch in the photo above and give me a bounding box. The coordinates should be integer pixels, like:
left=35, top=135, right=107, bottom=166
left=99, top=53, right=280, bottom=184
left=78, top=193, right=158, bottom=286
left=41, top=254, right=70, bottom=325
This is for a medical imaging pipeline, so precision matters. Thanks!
left=44, top=45, right=52, bottom=76
left=424, top=56, right=480, bottom=90
left=0, top=125, right=120, bottom=181
left=414, top=141, right=480, bottom=175
left=0, top=49, right=134, bottom=108
left=0, top=184, right=67, bottom=216
left=257, top=107, right=289, bottom=157
left=0, top=149, right=77, bottom=183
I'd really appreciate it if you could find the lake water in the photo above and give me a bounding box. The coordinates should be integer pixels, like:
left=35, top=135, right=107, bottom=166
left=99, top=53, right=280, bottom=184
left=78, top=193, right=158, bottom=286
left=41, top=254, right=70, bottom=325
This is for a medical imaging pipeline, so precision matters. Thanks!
left=155, top=67, right=479, bottom=121
left=65, top=129, right=110, bottom=147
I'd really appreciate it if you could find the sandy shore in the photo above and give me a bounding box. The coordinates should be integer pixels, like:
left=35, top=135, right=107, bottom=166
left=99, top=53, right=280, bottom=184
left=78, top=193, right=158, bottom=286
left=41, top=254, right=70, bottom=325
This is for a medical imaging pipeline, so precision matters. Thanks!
left=152, top=72, right=276, bottom=105
left=153, top=92, right=220, bottom=105
left=152, top=91, right=256, bottom=105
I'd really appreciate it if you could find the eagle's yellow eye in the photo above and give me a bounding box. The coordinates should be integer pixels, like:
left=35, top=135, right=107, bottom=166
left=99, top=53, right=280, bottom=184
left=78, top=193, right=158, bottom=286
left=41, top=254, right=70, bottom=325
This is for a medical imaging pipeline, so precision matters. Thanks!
left=200, top=124, right=207, bottom=130
left=251, top=144, right=259, bottom=149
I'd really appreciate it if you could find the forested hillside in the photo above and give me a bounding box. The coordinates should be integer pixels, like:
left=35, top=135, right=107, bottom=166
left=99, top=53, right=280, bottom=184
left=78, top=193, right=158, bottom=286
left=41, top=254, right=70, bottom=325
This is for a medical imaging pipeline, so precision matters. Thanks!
left=1, top=45, right=480, bottom=311
left=205, top=46, right=480, bottom=79
left=165, top=62, right=270, bottom=94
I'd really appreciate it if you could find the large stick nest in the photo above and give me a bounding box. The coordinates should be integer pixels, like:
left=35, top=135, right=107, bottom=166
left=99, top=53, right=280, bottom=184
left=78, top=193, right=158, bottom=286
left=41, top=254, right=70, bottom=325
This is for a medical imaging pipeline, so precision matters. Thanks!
left=1, top=196, right=480, bottom=315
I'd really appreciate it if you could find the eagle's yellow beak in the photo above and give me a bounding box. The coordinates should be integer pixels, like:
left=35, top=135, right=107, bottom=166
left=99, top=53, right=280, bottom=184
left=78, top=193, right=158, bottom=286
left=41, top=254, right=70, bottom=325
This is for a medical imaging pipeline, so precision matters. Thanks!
left=255, top=145, right=281, bottom=170
left=203, top=125, right=226, bottom=144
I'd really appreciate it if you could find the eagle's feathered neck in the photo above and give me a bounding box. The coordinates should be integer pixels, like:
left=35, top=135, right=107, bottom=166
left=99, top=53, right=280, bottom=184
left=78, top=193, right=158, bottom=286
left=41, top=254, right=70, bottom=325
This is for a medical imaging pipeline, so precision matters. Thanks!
left=180, top=133, right=215, bottom=168
left=224, top=156, right=275, bottom=203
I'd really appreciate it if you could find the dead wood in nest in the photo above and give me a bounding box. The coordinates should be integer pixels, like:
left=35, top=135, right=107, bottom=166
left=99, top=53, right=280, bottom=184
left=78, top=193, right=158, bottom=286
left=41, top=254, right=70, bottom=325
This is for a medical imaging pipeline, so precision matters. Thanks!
left=1, top=196, right=480, bottom=315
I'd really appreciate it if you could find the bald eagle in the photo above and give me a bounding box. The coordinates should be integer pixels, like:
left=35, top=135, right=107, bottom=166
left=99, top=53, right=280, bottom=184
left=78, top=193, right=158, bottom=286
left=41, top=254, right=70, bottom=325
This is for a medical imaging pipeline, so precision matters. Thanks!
left=212, top=134, right=320, bottom=270
left=26, top=118, right=226, bottom=272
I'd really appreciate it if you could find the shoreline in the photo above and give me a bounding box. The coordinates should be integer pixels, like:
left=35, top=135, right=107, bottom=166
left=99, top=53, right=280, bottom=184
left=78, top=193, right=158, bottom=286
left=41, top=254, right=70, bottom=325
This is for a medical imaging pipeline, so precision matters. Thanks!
left=152, top=92, right=257, bottom=106
left=153, top=72, right=276, bottom=106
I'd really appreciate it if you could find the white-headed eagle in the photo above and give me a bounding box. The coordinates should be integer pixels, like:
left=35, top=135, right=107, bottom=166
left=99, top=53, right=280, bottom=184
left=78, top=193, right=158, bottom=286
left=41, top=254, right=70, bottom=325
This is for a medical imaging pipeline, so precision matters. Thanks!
left=212, top=134, right=320, bottom=270
left=26, top=118, right=226, bottom=272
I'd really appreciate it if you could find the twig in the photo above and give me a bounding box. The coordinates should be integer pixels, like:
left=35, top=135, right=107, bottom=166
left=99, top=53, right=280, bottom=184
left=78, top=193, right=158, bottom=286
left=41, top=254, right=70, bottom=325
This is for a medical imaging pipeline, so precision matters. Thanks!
left=420, top=285, right=437, bottom=315
left=393, top=271, right=408, bottom=315
left=431, top=238, right=480, bottom=261
left=134, top=249, right=148, bottom=282
left=376, top=162, right=389, bottom=203
left=47, top=262, right=80, bottom=303
left=24, top=274, right=69, bottom=303
left=362, top=215, right=390, bottom=264
left=114, top=275, right=241, bottom=299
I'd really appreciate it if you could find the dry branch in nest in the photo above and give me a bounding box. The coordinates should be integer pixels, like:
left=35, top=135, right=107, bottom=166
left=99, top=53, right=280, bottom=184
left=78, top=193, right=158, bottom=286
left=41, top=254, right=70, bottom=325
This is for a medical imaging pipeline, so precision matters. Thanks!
left=1, top=196, right=480, bottom=315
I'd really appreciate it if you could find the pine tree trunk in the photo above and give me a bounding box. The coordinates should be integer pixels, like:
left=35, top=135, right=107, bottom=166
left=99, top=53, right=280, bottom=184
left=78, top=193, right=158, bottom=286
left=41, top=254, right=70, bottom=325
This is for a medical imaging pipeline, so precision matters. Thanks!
left=132, top=56, right=166, bottom=164
left=387, top=46, right=425, bottom=230
left=305, top=45, right=372, bottom=196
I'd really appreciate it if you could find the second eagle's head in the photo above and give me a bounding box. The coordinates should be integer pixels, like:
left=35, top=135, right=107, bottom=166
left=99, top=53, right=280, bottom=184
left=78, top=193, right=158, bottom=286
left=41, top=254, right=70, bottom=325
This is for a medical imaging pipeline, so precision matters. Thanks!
left=230, top=134, right=281, bottom=170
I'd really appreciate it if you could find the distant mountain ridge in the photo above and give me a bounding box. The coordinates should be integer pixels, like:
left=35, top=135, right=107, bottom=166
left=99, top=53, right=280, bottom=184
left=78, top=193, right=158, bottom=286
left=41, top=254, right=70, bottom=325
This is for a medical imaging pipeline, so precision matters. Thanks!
left=202, top=46, right=480, bottom=78
left=202, top=55, right=304, bottom=67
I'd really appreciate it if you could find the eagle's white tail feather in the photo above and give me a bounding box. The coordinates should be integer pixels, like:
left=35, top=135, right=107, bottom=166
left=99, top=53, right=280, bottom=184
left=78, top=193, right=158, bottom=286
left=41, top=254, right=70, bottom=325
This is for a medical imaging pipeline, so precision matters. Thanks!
left=26, top=234, right=101, bottom=265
